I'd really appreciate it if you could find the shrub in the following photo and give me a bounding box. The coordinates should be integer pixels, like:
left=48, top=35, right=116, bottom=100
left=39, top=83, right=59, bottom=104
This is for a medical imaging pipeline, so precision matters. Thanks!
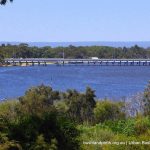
left=7, top=112, right=79, bottom=150
left=94, top=101, right=125, bottom=123
left=104, top=134, right=150, bottom=150
left=78, top=125, right=114, bottom=150
left=104, top=119, right=136, bottom=136
left=0, top=100, right=18, bottom=122
left=134, top=117, right=150, bottom=135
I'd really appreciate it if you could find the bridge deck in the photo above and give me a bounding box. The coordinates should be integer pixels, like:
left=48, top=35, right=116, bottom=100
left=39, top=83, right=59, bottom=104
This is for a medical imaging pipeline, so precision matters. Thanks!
left=4, top=58, right=150, bottom=66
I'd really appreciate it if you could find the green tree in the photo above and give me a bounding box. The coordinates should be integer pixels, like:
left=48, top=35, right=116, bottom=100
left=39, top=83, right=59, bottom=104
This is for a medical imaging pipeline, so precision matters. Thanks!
left=0, top=54, right=4, bottom=65
left=18, top=84, right=60, bottom=116
left=64, top=87, right=96, bottom=124
left=0, top=100, right=18, bottom=123
left=1, top=85, right=79, bottom=150
left=7, top=113, right=79, bottom=150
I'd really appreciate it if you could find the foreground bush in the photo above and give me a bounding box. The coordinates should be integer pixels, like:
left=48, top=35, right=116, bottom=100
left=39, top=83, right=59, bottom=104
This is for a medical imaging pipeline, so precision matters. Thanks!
left=78, top=125, right=114, bottom=150
left=6, top=111, right=79, bottom=150
left=0, top=85, right=80, bottom=150
left=94, top=100, right=125, bottom=123
left=104, top=134, right=150, bottom=150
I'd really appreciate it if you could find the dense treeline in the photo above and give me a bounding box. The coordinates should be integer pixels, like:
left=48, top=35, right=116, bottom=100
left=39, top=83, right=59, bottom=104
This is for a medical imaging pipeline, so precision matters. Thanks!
left=1, top=82, right=150, bottom=149
left=0, top=44, right=150, bottom=61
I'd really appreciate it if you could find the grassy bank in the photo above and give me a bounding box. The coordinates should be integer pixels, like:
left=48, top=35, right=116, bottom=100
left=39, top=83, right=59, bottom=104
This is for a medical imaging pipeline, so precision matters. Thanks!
left=79, top=118, right=150, bottom=150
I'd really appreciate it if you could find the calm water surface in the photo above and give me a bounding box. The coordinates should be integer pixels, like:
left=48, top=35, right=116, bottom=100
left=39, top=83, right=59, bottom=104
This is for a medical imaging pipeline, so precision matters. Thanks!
left=0, top=65, right=150, bottom=100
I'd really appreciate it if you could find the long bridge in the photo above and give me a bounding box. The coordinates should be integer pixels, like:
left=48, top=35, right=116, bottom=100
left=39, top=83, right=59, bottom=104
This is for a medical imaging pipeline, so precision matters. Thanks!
left=4, top=58, right=150, bottom=66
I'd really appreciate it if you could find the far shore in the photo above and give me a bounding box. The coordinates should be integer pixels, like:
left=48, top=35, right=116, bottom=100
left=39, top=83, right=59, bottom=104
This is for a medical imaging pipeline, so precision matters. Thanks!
left=0, top=62, right=56, bottom=67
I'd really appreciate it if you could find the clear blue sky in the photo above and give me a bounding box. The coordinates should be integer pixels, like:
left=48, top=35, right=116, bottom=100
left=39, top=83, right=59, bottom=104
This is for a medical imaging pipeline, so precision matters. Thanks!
left=0, top=0, right=150, bottom=42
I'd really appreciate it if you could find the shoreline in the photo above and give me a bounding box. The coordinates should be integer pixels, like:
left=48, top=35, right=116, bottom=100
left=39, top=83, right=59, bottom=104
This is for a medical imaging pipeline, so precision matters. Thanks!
left=0, top=62, right=55, bottom=67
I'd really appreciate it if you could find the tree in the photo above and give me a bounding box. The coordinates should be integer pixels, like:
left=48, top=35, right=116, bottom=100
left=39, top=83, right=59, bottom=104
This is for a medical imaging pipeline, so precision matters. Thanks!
left=18, top=84, right=60, bottom=116
left=1, top=85, right=79, bottom=150
left=64, top=87, right=96, bottom=124
left=7, top=113, right=79, bottom=150
left=0, top=54, right=4, bottom=65
left=0, top=0, right=13, bottom=5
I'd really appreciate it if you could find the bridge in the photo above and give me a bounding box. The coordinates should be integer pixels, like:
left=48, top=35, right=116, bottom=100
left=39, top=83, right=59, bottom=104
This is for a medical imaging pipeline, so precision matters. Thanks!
left=4, top=58, right=150, bottom=66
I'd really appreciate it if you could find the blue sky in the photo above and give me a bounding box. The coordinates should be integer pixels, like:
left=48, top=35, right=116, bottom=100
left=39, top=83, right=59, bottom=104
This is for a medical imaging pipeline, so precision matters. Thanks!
left=0, top=0, right=150, bottom=42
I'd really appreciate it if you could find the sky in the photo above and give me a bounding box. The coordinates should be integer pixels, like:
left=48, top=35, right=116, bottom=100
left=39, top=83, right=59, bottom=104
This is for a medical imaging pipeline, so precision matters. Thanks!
left=0, top=0, right=150, bottom=42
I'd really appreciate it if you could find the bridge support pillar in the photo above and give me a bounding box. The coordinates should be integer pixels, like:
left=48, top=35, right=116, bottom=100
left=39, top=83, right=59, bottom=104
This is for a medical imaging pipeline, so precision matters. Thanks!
left=43, top=62, right=47, bottom=66
left=119, top=61, right=121, bottom=66
left=12, top=61, right=16, bottom=66
left=19, top=61, right=22, bottom=66
left=138, top=61, right=140, bottom=66
left=32, top=61, right=34, bottom=66
left=6, top=61, right=8, bottom=66
left=26, top=61, right=28, bottom=66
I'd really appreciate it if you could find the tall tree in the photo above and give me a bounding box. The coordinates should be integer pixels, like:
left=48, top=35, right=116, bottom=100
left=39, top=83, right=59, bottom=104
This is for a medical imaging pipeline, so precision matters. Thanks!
left=64, top=88, right=96, bottom=124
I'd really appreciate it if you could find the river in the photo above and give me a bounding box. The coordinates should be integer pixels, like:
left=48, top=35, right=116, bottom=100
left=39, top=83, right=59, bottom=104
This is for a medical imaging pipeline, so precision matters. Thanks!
left=0, top=65, right=150, bottom=100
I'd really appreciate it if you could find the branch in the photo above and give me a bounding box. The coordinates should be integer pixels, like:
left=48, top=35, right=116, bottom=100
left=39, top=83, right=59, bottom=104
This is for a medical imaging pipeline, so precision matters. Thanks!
left=0, top=0, right=13, bottom=5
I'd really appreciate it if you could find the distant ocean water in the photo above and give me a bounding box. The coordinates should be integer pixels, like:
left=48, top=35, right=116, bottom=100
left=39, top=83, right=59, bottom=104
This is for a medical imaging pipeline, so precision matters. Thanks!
left=1, top=41, right=150, bottom=48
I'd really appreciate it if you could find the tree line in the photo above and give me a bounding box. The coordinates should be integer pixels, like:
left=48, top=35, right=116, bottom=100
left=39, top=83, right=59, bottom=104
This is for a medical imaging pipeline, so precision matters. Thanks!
left=0, top=44, right=150, bottom=62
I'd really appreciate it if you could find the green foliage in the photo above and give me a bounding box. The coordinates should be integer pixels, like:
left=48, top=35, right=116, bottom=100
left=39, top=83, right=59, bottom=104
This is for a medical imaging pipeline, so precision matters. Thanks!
left=134, top=116, right=150, bottom=135
left=55, top=100, right=69, bottom=113
left=104, top=134, right=150, bottom=150
left=7, top=112, right=79, bottom=150
left=0, top=133, right=22, bottom=150
left=18, top=84, right=59, bottom=116
left=31, top=134, right=51, bottom=150
left=0, top=100, right=18, bottom=122
left=31, top=135, right=58, bottom=150
left=78, top=125, right=114, bottom=150
left=107, top=119, right=136, bottom=136
left=0, top=54, right=4, bottom=65
left=1, top=84, right=150, bottom=150
left=0, top=85, right=80, bottom=150
left=64, top=87, right=96, bottom=124
left=94, top=100, right=125, bottom=123
left=79, top=123, right=150, bottom=150
left=0, top=44, right=149, bottom=59
left=104, top=117, right=150, bottom=136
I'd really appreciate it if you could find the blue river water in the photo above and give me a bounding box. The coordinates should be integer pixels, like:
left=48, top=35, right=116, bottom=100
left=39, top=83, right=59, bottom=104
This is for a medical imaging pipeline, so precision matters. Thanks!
left=0, top=65, right=150, bottom=100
